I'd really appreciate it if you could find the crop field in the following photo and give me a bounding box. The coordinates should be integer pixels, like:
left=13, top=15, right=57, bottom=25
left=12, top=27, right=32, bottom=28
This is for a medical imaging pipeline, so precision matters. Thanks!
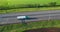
left=0, top=20, right=60, bottom=32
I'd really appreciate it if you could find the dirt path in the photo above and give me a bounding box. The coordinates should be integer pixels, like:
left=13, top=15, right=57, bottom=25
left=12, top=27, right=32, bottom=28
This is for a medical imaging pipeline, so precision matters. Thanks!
left=23, top=27, right=60, bottom=32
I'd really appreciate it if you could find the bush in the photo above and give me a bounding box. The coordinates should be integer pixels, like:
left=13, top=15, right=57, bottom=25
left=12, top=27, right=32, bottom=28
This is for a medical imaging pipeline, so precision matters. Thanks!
left=0, top=6, right=9, bottom=10
left=49, top=2, right=57, bottom=7
left=25, top=4, right=41, bottom=8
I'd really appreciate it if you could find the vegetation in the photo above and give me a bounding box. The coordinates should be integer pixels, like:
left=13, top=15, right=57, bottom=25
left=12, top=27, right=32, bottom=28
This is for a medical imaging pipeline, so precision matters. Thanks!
left=0, top=0, right=60, bottom=14
left=0, top=7, right=60, bottom=14
left=0, top=1, right=58, bottom=10
left=0, top=20, right=60, bottom=32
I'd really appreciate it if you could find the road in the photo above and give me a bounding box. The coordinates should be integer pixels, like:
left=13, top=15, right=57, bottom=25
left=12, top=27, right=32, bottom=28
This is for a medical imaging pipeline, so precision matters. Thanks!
left=0, top=10, right=60, bottom=24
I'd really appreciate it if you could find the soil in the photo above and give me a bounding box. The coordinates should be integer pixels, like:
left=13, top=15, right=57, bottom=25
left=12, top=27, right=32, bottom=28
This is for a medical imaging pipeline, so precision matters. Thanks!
left=23, top=27, right=60, bottom=32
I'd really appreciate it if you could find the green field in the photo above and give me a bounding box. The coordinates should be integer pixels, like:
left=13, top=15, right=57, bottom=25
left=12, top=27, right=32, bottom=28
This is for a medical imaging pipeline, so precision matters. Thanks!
left=0, top=20, right=60, bottom=32
left=0, top=0, right=60, bottom=7
left=0, top=0, right=60, bottom=14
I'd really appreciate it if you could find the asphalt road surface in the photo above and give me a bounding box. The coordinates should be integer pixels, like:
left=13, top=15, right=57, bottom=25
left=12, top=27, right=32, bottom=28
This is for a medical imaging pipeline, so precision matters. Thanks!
left=0, top=10, right=60, bottom=24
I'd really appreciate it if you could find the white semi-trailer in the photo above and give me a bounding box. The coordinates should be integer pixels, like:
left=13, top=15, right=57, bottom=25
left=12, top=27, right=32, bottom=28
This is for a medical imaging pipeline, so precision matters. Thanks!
left=17, top=16, right=29, bottom=20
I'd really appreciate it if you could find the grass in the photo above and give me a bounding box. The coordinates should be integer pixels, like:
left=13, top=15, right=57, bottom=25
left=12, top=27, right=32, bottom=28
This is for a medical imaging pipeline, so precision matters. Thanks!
left=0, top=0, right=60, bottom=6
left=0, top=0, right=60, bottom=14
left=0, top=20, right=60, bottom=32
left=0, top=0, right=60, bottom=8
left=0, top=7, right=60, bottom=14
